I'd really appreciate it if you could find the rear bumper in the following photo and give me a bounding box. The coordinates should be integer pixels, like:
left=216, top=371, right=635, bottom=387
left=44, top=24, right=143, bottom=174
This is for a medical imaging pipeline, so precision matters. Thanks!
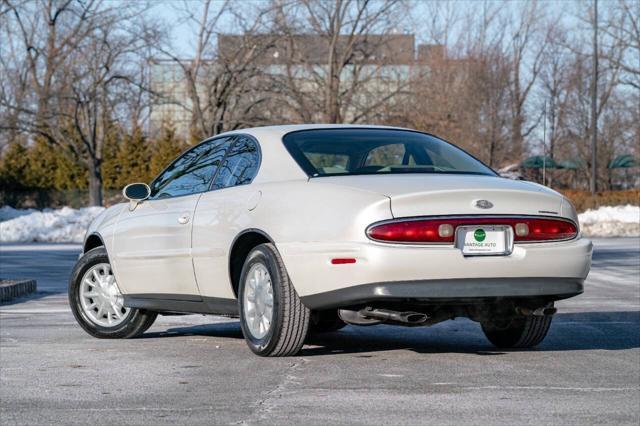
left=300, top=277, right=584, bottom=309
left=277, top=237, right=593, bottom=309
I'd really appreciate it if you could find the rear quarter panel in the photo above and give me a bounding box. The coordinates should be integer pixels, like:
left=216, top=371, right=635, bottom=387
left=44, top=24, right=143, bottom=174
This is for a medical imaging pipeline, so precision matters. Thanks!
left=191, top=179, right=392, bottom=299
left=257, top=181, right=392, bottom=243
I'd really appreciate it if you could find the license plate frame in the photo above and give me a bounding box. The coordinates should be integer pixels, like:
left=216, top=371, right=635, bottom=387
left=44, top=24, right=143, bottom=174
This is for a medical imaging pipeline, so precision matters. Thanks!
left=455, top=225, right=514, bottom=257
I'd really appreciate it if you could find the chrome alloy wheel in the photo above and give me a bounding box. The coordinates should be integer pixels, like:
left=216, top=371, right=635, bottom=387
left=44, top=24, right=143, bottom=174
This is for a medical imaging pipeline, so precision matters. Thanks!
left=243, top=263, right=274, bottom=339
left=78, top=263, right=130, bottom=327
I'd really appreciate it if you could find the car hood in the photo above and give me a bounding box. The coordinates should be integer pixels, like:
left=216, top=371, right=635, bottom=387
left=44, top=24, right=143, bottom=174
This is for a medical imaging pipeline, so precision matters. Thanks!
left=312, top=174, right=574, bottom=220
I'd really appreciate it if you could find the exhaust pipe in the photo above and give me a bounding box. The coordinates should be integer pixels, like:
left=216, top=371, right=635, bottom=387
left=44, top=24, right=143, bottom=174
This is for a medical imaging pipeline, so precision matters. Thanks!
left=359, top=307, right=428, bottom=325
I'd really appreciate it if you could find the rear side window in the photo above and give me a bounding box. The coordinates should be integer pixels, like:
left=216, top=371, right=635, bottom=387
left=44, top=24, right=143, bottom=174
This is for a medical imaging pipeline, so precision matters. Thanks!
left=211, top=136, right=260, bottom=190
left=150, top=136, right=233, bottom=199
left=282, top=129, right=496, bottom=177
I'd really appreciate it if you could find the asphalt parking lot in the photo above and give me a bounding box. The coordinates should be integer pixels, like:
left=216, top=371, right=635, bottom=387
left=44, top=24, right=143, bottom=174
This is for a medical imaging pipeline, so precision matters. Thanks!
left=1, top=238, right=639, bottom=425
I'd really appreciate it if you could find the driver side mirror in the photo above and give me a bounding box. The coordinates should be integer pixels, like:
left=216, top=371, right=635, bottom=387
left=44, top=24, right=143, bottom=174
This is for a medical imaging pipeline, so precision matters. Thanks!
left=123, top=183, right=150, bottom=210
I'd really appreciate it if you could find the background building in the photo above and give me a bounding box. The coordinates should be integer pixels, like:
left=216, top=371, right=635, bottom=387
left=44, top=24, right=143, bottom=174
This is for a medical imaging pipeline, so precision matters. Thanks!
left=149, top=34, right=448, bottom=138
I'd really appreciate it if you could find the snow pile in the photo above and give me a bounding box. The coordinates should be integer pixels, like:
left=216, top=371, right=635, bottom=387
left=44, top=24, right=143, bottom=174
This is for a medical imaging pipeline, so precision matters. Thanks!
left=0, top=206, right=37, bottom=222
left=0, top=206, right=105, bottom=243
left=578, top=205, right=640, bottom=237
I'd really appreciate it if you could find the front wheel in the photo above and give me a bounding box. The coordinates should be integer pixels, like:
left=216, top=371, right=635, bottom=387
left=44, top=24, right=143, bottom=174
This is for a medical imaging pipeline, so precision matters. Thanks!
left=69, top=247, right=157, bottom=339
left=238, top=243, right=310, bottom=356
left=481, top=313, right=553, bottom=348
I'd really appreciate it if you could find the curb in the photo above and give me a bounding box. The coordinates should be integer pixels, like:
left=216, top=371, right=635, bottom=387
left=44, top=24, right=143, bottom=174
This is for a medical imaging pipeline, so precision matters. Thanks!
left=0, top=279, right=37, bottom=303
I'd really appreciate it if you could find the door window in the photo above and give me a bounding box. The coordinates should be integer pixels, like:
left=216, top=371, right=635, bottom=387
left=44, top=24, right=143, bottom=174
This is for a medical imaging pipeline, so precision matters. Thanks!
left=211, top=136, right=260, bottom=190
left=150, top=137, right=233, bottom=199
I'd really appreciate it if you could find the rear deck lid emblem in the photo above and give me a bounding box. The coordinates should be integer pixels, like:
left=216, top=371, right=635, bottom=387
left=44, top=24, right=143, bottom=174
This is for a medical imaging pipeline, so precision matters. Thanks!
left=475, top=200, right=493, bottom=209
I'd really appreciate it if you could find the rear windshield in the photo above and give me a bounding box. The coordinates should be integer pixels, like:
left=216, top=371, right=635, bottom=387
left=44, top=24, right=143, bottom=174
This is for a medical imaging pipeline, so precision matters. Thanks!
left=282, top=129, right=496, bottom=177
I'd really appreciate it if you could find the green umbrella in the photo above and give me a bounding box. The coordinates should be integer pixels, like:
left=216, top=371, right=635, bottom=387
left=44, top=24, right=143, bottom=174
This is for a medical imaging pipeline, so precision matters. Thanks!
left=520, top=156, right=560, bottom=169
left=608, top=154, right=638, bottom=169
left=557, top=159, right=587, bottom=169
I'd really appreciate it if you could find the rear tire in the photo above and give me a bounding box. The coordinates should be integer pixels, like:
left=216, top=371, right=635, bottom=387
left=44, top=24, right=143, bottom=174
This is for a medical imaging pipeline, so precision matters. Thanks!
left=69, top=247, right=157, bottom=339
left=238, top=243, right=310, bottom=356
left=481, top=314, right=552, bottom=348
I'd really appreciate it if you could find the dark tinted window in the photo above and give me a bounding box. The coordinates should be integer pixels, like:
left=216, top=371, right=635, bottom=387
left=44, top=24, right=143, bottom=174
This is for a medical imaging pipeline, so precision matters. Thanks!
left=211, top=136, right=260, bottom=190
left=364, top=143, right=408, bottom=166
left=283, top=129, right=496, bottom=177
left=150, top=137, right=233, bottom=199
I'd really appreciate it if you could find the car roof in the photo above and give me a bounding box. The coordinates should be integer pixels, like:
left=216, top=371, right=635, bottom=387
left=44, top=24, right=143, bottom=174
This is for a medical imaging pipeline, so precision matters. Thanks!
left=219, top=124, right=414, bottom=185
left=221, top=124, right=411, bottom=139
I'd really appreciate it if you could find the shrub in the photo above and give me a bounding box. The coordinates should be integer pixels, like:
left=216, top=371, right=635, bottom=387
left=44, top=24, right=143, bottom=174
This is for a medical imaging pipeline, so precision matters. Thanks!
left=560, top=189, right=640, bottom=213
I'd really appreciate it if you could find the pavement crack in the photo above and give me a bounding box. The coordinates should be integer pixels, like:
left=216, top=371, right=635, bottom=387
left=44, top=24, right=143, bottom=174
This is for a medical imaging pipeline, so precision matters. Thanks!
left=234, top=358, right=308, bottom=425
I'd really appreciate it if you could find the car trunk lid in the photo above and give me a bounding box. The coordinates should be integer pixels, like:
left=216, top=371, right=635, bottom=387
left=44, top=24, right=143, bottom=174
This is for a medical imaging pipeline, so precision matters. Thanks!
left=314, top=174, right=563, bottom=218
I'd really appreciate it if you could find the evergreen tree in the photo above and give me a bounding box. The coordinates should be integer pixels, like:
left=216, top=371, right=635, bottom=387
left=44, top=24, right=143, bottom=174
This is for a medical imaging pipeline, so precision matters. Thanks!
left=51, top=145, right=87, bottom=190
left=0, top=139, right=88, bottom=192
left=24, top=139, right=86, bottom=190
left=102, top=124, right=123, bottom=190
left=115, top=127, right=152, bottom=188
left=0, top=142, right=30, bottom=191
left=24, top=139, right=59, bottom=189
left=150, top=124, right=186, bottom=178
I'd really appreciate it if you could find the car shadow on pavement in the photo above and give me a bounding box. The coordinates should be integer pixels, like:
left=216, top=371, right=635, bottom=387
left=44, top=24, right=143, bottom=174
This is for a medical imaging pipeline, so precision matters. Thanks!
left=143, top=321, right=244, bottom=340
left=301, top=311, right=640, bottom=356
left=139, top=310, right=640, bottom=356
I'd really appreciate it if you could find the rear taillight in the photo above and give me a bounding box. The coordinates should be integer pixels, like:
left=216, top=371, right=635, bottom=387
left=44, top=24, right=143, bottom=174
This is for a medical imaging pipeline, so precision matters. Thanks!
left=516, top=218, right=578, bottom=241
left=367, top=217, right=577, bottom=244
left=367, top=219, right=456, bottom=243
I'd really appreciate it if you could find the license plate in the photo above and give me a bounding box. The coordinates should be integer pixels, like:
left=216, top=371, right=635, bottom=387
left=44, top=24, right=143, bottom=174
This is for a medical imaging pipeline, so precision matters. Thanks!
left=455, top=225, right=513, bottom=256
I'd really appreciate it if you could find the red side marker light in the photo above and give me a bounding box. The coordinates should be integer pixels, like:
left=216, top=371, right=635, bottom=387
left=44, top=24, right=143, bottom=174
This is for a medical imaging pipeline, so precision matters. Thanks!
left=331, top=258, right=356, bottom=265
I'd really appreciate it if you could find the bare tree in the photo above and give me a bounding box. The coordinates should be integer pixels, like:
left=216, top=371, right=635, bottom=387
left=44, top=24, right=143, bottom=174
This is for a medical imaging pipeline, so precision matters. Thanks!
left=505, top=0, right=551, bottom=160
left=402, top=1, right=514, bottom=168
left=0, top=0, right=157, bottom=205
left=0, top=1, right=30, bottom=150
left=546, top=32, right=632, bottom=190
left=2, top=0, right=635, bottom=201
left=599, top=0, right=640, bottom=90
left=271, top=0, right=409, bottom=124
left=539, top=24, right=572, bottom=161
left=153, top=0, right=277, bottom=140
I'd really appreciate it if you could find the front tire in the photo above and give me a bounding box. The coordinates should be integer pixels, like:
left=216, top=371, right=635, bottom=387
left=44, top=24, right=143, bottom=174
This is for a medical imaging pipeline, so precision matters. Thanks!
left=238, top=243, right=310, bottom=356
left=481, top=314, right=553, bottom=348
left=69, top=247, right=157, bottom=339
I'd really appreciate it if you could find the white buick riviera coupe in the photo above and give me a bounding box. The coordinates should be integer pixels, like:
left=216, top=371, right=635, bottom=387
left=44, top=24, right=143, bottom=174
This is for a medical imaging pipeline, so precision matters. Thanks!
left=69, top=125, right=593, bottom=356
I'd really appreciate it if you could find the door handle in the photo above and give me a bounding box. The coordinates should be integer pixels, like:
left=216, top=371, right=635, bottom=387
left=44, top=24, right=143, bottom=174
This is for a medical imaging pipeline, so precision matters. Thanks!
left=178, top=213, right=190, bottom=224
